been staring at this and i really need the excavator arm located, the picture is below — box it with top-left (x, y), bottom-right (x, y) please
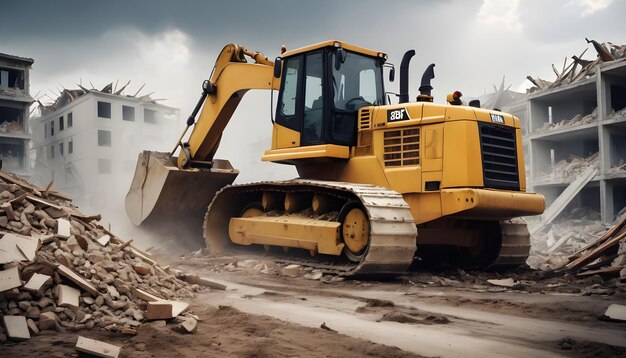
top-left (125, 44), bottom-right (279, 234)
top-left (178, 44), bottom-right (279, 167)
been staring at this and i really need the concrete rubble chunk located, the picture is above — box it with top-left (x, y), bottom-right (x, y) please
top-left (0, 266), bottom-right (22, 292)
top-left (180, 317), bottom-right (197, 334)
top-left (602, 304), bottom-right (626, 322)
top-left (97, 234), bottom-right (111, 246)
top-left (487, 278), bottom-right (517, 288)
top-left (2, 315), bottom-right (30, 341)
top-left (56, 284), bottom-right (81, 308)
top-left (23, 272), bottom-right (52, 292)
top-left (75, 336), bottom-right (121, 358)
top-left (147, 300), bottom-right (189, 320)
top-left (56, 218), bottom-right (72, 239)
top-left (132, 262), bottom-right (151, 275)
top-left (26, 318), bottom-right (39, 335)
top-left (281, 264), bottom-right (301, 277)
top-left (38, 311), bottom-right (58, 331)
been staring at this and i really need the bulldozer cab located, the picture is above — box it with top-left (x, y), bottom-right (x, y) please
top-left (273, 43), bottom-right (386, 149)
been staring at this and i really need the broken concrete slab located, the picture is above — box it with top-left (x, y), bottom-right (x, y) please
top-left (602, 304), bottom-right (626, 322)
top-left (57, 264), bottom-right (98, 296)
top-left (23, 272), bottom-right (51, 292)
top-left (0, 266), bottom-right (22, 292)
top-left (75, 336), bottom-right (121, 358)
top-left (2, 315), bottom-right (30, 341)
top-left (56, 284), bottom-right (80, 308)
top-left (97, 234), bottom-right (111, 246)
top-left (487, 278), bottom-right (517, 288)
top-left (147, 300), bottom-right (189, 320)
top-left (180, 317), bottom-right (197, 334)
top-left (281, 264), bottom-right (301, 277)
top-left (16, 236), bottom-right (40, 262)
top-left (0, 233), bottom-right (29, 264)
top-left (56, 218), bottom-right (71, 239)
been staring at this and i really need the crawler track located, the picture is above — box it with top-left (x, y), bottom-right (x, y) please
top-left (204, 180), bottom-right (417, 276)
top-left (490, 218), bottom-right (531, 269)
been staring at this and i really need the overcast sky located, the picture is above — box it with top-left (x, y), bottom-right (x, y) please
top-left (2, 0), bottom-right (625, 183)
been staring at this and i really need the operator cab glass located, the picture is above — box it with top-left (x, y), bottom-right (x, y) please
top-left (276, 47), bottom-right (385, 147)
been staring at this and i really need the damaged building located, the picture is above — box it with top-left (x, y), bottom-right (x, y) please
top-left (502, 39), bottom-right (626, 225)
top-left (0, 53), bottom-right (34, 177)
top-left (30, 83), bottom-right (180, 211)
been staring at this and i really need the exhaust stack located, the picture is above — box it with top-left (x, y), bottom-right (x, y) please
top-left (398, 49), bottom-right (415, 104)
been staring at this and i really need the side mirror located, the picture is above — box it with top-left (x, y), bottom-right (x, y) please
top-left (389, 66), bottom-right (395, 82)
top-left (273, 57), bottom-right (282, 78)
top-left (334, 48), bottom-right (346, 71)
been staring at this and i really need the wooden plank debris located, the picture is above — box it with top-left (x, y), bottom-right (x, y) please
top-left (56, 284), bottom-right (80, 307)
top-left (2, 315), bottom-right (30, 341)
top-left (57, 264), bottom-right (98, 296)
top-left (25, 194), bottom-right (62, 209)
top-left (1, 202), bottom-right (15, 220)
top-left (543, 215), bottom-right (626, 278)
top-left (75, 336), bottom-right (121, 358)
top-left (23, 273), bottom-right (51, 292)
top-left (183, 273), bottom-right (227, 290)
top-left (147, 299), bottom-right (189, 320)
top-left (132, 288), bottom-right (162, 302)
top-left (0, 266), bottom-right (21, 292)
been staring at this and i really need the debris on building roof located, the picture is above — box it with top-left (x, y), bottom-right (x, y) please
top-left (38, 81), bottom-right (161, 115)
top-left (466, 76), bottom-right (527, 110)
top-left (527, 38), bottom-right (626, 93)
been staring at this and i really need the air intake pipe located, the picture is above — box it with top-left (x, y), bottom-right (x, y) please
top-left (398, 49), bottom-right (415, 104)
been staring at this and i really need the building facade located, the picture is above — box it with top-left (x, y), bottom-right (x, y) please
top-left (0, 53), bottom-right (34, 177)
top-left (31, 89), bottom-right (180, 211)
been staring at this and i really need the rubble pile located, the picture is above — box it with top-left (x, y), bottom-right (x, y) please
top-left (540, 215), bottom-right (626, 281)
top-left (534, 108), bottom-right (597, 134)
top-left (0, 171), bottom-right (212, 345)
top-left (533, 152), bottom-right (599, 183)
top-left (527, 38), bottom-right (626, 93)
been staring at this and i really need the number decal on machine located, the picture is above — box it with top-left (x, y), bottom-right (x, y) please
top-left (490, 113), bottom-right (505, 124)
top-left (387, 108), bottom-right (411, 122)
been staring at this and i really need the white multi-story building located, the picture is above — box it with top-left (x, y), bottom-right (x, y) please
top-left (31, 88), bottom-right (180, 212)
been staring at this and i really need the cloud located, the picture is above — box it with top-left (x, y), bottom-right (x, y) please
top-left (568, 0), bottom-right (613, 16)
top-left (477, 0), bottom-right (523, 34)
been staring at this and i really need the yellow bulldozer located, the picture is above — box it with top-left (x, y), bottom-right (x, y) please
top-left (125, 40), bottom-right (545, 275)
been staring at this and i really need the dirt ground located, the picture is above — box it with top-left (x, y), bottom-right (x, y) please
top-left (3, 252), bottom-right (626, 358)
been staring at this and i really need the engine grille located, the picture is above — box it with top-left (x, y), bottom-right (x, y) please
top-left (383, 128), bottom-right (420, 167)
top-left (359, 108), bottom-right (372, 130)
top-left (479, 123), bottom-right (520, 190)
